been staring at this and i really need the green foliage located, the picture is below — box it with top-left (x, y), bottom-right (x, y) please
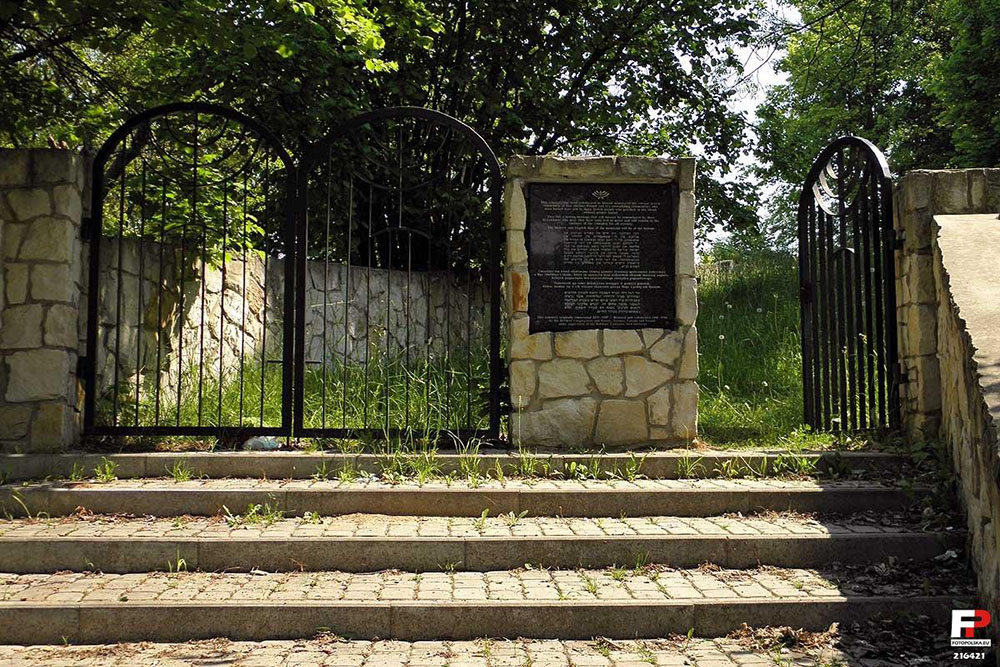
top-left (2, 0), bottom-right (761, 233)
top-left (752, 0), bottom-right (953, 244)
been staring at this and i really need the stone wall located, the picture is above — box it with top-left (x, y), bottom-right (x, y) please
top-left (897, 170), bottom-right (1000, 653)
top-left (505, 156), bottom-right (698, 449)
top-left (932, 214), bottom-right (1000, 653)
top-left (86, 236), bottom-right (488, 403)
top-left (0, 150), bottom-right (85, 452)
top-left (895, 169), bottom-right (1000, 440)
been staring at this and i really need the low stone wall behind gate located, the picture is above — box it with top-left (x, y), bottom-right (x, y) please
top-left (87, 236), bottom-right (487, 403)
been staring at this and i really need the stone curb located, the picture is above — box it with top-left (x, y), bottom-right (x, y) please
top-left (0, 451), bottom-right (907, 482)
top-left (0, 532), bottom-right (961, 574)
top-left (0, 596), bottom-right (960, 644)
top-left (0, 485), bottom-right (928, 518)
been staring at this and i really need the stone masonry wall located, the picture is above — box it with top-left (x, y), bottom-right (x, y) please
top-left (895, 169), bottom-right (1000, 440)
top-left (85, 236), bottom-right (487, 404)
top-left (505, 156), bottom-right (698, 449)
top-left (932, 224), bottom-right (1000, 649)
top-left (0, 150), bottom-right (85, 452)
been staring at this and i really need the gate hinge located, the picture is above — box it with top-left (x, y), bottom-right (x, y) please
top-left (80, 217), bottom-right (92, 241)
top-left (77, 356), bottom-right (89, 379)
top-left (893, 229), bottom-right (905, 250)
top-left (799, 283), bottom-right (812, 304)
top-left (893, 361), bottom-right (908, 385)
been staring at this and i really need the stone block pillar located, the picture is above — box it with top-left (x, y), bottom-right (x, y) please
top-left (505, 155), bottom-right (698, 449)
top-left (895, 168), bottom-right (1000, 441)
top-left (0, 150), bottom-right (85, 452)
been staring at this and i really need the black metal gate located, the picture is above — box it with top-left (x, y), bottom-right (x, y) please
top-left (798, 136), bottom-right (900, 432)
top-left (294, 108), bottom-right (503, 441)
top-left (84, 104), bottom-right (502, 442)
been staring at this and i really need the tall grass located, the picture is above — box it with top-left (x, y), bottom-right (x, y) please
top-left (96, 348), bottom-right (490, 434)
top-left (697, 252), bottom-right (825, 448)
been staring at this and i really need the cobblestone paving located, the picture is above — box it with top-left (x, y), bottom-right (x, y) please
top-left (0, 637), bottom-right (846, 666)
top-left (0, 512), bottom-right (928, 539)
top-left (7, 478), bottom-right (898, 491)
top-left (0, 566), bottom-right (851, 603)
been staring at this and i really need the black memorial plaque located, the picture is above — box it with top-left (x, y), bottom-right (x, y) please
top-left (526, 182), bottom-right (677, 332)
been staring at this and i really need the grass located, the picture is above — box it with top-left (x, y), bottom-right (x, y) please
top-left (698, 251), bottom-right (844, 450)
top-left (95, 345), bottom-right (491, 436)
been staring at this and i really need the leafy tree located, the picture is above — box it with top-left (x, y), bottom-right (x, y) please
top-left (2, 0), bottom-right (762, 234)
top-left (933, 0), bottom-right (1000, 166)
top-left (751, 0), bottom-right (952, 245)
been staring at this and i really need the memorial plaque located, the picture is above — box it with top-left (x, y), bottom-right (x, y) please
top-left (526, 182), bottom-right (677, 332)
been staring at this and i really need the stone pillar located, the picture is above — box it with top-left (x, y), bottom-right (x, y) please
top-left (895, 168), bottom-right (1000, 441)
top-left (505, 155), bottom-right (698, 449)
top-left (0, 150), bottom-right (85, 452)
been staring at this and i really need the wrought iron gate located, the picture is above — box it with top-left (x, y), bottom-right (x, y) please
top-left (294, 107), bottom-right (503, 440)
top-left (84, 103), bottom-right (502, 442)
top-left (798, 136), bottom-right (900, 432)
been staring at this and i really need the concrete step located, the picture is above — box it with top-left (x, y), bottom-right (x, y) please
top-left (0, 565), bottom-right (969, 644)
top-left (0, 479), bottom-right (928, 518)
top-left (0, 450), bottom-right (907, 482)
top-left (0, 513), bottom-right (960, 573)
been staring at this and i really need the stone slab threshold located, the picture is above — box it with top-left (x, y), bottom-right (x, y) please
top-left (0, 597), bottom-right (961, 644)
top-left (0, 450), bottom-right (906, 482)
top-left (0, 532), bottom-right (959, 574)
top-left (0, 481), bottom-right (927, 518)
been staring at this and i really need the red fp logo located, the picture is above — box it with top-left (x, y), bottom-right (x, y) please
top-left (951, 609), bottom-right (992, 648)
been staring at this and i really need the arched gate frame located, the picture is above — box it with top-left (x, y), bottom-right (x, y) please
top-left (83, 104), bottom-right (503, 442)
top-left (798, 136), bottom-right (900, 433)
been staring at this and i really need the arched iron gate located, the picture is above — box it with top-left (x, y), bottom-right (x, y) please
top-left (295, 107), bottom-right (503, 440)
top-left (798, 136), bottom-right (900, 432)
top-left (84, 103), bottom-right (296, 440)
top-left (84, 104), bottom-right (503, 442)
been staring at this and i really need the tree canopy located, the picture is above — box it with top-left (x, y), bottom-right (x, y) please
top-left (752, 0), bottom-right (1000, 245)
top-left (2, 0), bottom-right (761, 233)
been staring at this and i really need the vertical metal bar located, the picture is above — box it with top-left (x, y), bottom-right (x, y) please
top-left (465, 244), bottom-right (472, 430)
top-left (364, 184), bottom-right (373, 428)
top-left (218, 181), bottom-right (229, 426)
top-left (841, 162), bottom-right (857, 431)
top-left (176, 115), bottom-right (195, 426)
top-left (259, 154), bottom-right (270, 426)
top-left (321, 154), bottom-right (332, 428)
top-left (134, 154), bottom-right (147, 426)
top-left (852, 167), bottom-right (868, 430)
top-left (871, 172), bottom-right (888, 426)
top-left (405, 231), bottom-right (412, 432)
top-left (239, 172), bottom-right (248, 425)
top-left (343, 176), bottom-right (353, 429)
top-left (820, 207), bottom-right (834, 432)
top-left (861, 171), bottom-right (877, 428)
top-left (808, 202), bottom-right (822, 429)
top-left (425, 235), bottom-right (432, 431)
top-left (798, 192), bottom-right (814, 429)
top-left (197, 124), bottom-right (207, 427)
top-left (112, 135), bottom-right (128, 428)
top-left (835, 151), bottom-right (849, 431)
top-left (488, 175), bottom-right (502, 439)
top-left (880, 174), bottom-right (901, 428)
top-left (445, 222), bottom-right (453, 430)
top-left (153, 179), bottom-right (166, 426)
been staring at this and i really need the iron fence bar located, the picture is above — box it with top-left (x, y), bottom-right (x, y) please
top-left (861, 172), bottom-right (876, 428)
top-left (259, 153), bottom-right (270, 427)
top-left (851, 175), bottom-right (867, 430)
top-left (217, 181), bottom-right (229, 427)
top-left (112, 135), bottom-right (127, 428)
top-left (198, 114), bottom-right (208, 427)
top-left (798, 189), bottom-right (814, 428)
top-left (808, 200), bottom-right (822, 429)
top-left (343, 176), bottom-right (353, 430)
top-left (881, 174), bottom-right (901, 428)
top-left (153, 179), bottom-right (167, 426)
top-left (239, 172), bottom-right (248, 426)
top-left (134, 155), bottom-right (147, 426)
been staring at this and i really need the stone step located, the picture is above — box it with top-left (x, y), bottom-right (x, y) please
top-left (0, 513), bottom-right (959, 573)
top-left (0, 450), bottom-right (906, 482)
top-left (0, 635), bottom-right (851, 665)
top-left (0, 479), bottom-right (927, 518)
top-left (0, 565), bottom-right (969, 644)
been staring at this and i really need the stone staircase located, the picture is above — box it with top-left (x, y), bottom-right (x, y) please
top-left (0, 451), bottom-right (975, 660)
